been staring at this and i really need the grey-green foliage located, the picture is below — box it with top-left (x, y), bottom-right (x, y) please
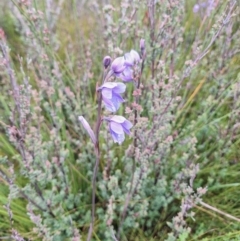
top-left (0, 0), bottom-right (239, 240)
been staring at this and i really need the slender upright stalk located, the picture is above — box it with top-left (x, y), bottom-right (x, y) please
top-left (87, 70), bottom-right (107, 241)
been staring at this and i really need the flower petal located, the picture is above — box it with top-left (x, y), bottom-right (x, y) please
top-left (113, 83), bottom-right (126, 93)
top-left (124, 50), bottom-right (140, 66)
top-left (102, 87), bottom-right (112, 99)
top-left (111, 56), bottom-right (126, 74)
top-left (118, 67), bottom-right (133, 82)
top-left (116, 133), bottom-right (125, 144)
top-left (111, 93), bottom-right (124, 111)
top-left (110, 115), bottom-right (126, 123)
top-left (109, 128), bottom-right (119, 143)
top-left (123, 120), bottom-right (133, 130)
top-left (130, 50), bottom-right (140, 63)
top-left (110, 121), bottom-right (124, 134)
top-left (122, 120), bottom-right (133, 135)
top-left (122, 126), bottom-right (130, 135)
top-left (124, 52), bottom-right (134, 66)
top-left (102, 97), bottom-right (116, 112)
top-left (101, 82), bottom-right (117, 89)
top-left (110, 129), bottom-right (125, 144)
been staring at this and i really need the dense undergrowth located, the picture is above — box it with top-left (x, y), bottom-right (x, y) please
top-left (0, 0), bottom-right (240, 240)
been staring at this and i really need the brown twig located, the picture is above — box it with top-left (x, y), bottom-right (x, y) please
top-left (199, 201), bottom-right (240, 223)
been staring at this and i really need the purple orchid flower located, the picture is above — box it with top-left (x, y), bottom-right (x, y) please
top-left (110, 56), bottom-right (133, 82)
top-left (98, 82), bottom-right (126, 112)
top-left (110, 50), bottom-right (140, 82)
top-left (111, 56), bottom-right (126, 75)
top-left (117, 67), bottom-right (134, 82)
top-left (124, 50), bottom-right (140, 67)
top-left (106, 115), bottom-right (133, 144)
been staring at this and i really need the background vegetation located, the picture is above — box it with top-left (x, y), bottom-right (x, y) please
top-left (0, 0), bottom-right (240, 240)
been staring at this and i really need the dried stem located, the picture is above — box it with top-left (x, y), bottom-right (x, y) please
top-left (117, 55), bottom-right (146, 239)
top-left (199, 201), bottom-right (240, 223)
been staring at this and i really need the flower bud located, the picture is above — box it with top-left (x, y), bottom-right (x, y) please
top-left (140, 39), bottom-right (145, 53)
top-left (193, 4), bottom-right (200, 13)
top-left (103, 56), bottom-right (112, 69)
top-left (78, 116), bottom-right (96, 145)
